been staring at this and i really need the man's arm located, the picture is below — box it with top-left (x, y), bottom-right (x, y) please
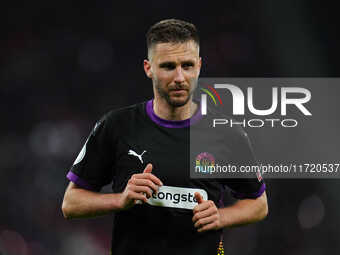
top-left (219, 191), bottom-right (268, 227)
top-left (62, 182), bottom-right (122, 219)
top-left (192, 192), bottom-right (268, 232)
top-left (62, 163), bottom-right (162, 219)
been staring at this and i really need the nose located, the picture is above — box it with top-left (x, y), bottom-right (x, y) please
top-left (174, 66), bottom-right (185, 84)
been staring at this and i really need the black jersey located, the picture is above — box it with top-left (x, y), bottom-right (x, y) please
top-left (67, 100), bottom-right (265, 255)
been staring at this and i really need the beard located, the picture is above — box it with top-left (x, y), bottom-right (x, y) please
top-left (154, 78), bottom-right (198, 107)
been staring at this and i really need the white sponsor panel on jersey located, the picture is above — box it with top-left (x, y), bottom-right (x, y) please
top-left (145, 185), bottom-right (208, 210)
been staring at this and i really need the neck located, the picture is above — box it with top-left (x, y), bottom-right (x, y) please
top-left (153, 97), bottom-right (198, 121)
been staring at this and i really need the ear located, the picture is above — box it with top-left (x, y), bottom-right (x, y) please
top-left (144, 59), bottom-right (153, 79)
top-left (197, 57), bottom-right (202, 76)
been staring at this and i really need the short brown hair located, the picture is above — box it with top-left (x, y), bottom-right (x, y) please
top-left (146, 19), bottom-right (200, 52)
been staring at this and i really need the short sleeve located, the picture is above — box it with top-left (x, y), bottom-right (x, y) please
top-left (223, 128), bottom-right (266, 199)
top-left (66, 115), bottom-right (114, 191)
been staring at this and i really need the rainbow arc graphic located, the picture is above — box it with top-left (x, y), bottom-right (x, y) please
top-left (200, 85), bottom-right (223, 106)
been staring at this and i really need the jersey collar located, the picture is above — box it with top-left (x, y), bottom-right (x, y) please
top-left (146, 99), bottom-right (202, 128)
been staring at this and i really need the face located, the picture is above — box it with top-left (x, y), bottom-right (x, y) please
top-left (144, 40), bottom-right (201, 107)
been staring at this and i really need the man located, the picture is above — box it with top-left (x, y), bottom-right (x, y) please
top-left (62, 19), bottom-right (268, 254)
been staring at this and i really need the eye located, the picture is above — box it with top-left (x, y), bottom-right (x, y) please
top-left (159, 62), bottom-right (176, 70)
top-left (182, 62), bottom-right (194, 69)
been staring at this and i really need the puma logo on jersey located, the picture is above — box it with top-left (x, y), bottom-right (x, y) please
top-left (128, 149), bottom-right (147, 164)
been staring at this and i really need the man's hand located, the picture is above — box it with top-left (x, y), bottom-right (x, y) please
top-left (192, 192), bottom-right (222, 233)
top-left (118, 163), bottom-right (163, 211)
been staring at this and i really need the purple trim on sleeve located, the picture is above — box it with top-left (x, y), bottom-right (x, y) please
top-left (146, 99), bottom-right (202, 128)
top-left (67, 171), bottom-right (96, 191)
top-left (231, 183), bottom-right (266, 199)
